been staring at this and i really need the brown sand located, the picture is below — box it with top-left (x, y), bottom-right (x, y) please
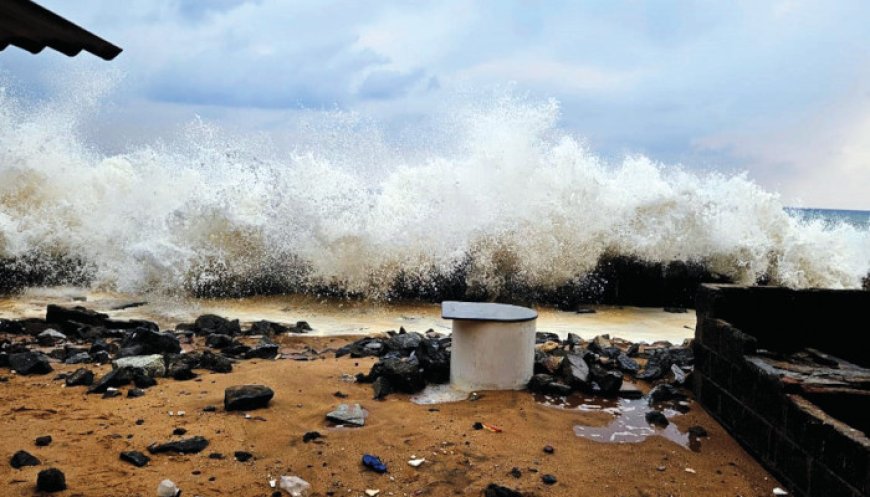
top-left (0, 334), bottom-right (781, 497)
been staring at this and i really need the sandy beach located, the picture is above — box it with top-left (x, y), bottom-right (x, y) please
top-left (0, 290), bottom-right (784, 497)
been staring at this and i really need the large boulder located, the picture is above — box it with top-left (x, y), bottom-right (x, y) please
top-left (560, 353), bottom-right (590, 389)
top-left (8, 352), bottom-right (53, 375)
top-left (113, 355), bottom-right (166, 377)
top-left (193, 314), bottom-right (241, 336)
top-left (88, 367), bottom-right (134, 394)
top-left (224, 385), bottom-right (274, 411)
top-left (590, 365), bottom-right (623, 395)
top-left (363, 358), bottom-right (426, 394)
top-left (46, 304), bottom-right (108, 327)
top-left (120, 328), bottom-right (180, 355)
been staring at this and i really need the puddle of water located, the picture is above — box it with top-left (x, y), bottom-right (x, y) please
top-left (535, 392), bottom-right (702, 451)
top-left (410, 384), bottom-right (471, 404)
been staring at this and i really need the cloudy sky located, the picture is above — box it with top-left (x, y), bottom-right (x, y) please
top-left (2, 0), bottom-right (869, 209)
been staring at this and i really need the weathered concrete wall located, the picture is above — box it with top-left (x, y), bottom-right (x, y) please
top-left (694, 284), bottom-right (870, 497)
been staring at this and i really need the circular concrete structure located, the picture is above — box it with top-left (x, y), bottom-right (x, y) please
top-left (442, 301), bottom-right (537, 391)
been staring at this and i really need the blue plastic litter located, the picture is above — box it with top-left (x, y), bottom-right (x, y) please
top-left (362, 454), bottom-right (387, 473)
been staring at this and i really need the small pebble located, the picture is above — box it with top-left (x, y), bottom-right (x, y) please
top-left (541, 474), bottom-right (557, 485)
top-left (35, 436), bottom-right (52, 447)
top-left (543, 445), bottom-right (554, 454)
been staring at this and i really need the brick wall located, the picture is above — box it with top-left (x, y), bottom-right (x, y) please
top-left (693, 284), bottom-right (870, 497)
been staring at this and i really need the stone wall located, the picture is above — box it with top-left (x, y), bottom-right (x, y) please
top-left (693, 284), bottom-right (870, 497)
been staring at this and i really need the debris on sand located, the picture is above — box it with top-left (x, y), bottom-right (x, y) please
top-left (278, 475), bottom-right (311, 496)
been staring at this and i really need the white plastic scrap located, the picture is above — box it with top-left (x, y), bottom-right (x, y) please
top-left (365, 490), bottom-right (380, 497)
top-left (684, 468), bottom-right (696, 474)
top-left (156, 479), bottom-right (180, 497)
top-left (278, 475), bottom-right (311, 497)
top-left (408, 458), bottom-right (425, 467)
top-left (773, 488), bottom-right (789, 496)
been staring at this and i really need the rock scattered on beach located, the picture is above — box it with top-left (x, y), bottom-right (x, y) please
top-left (234, 451), bottom-right (253, 462)
top-left (278, 475), bottom-right (310, 497)
top-left (10, 450), bottom-right (40, 468)
top-left (484, 483), bottom-right (523, 497)
top-left (113, 355), bottom-right (166, 377)
top-left (542, 474), bottom-right (558, 485)
top-left (9, 351), bottom-right (53, 375)
top-left (35, 435), bottom-right (52, 447)
top-left (120, 451), bottom-right (150, 467)
top-left (156, 479), bottom-right (180, 497)
top-left (326, 403), bottom-right (367, 427)
top-left (148, 436), bottom-right (210, 455)
top-left (36, 467), bottom-right (66, 492)
top-left (645, 410), bottom-right (669, 427)
top-left (224, 385), bottom-right (274, 411)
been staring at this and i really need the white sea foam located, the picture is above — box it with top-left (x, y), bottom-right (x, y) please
top-left (1, 79), bottom-right (868, 297)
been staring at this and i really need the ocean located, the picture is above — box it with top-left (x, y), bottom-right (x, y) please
top-left (1, 86), bottom-right (869, 298)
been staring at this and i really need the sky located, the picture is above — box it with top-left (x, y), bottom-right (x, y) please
top-left (1, 0), bottom-right (869, 210)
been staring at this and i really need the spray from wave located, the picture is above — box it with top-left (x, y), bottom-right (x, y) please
top-left (1, 76), bottom-right (868, 301)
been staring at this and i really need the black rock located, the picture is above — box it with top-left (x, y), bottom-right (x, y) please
top-left (65, 368), bottom-right (94, 387)
top-left (636, 349), bottom-right (672, 381)
top-left (133, 373), bottom-right (157, 389)
top-left (64, 352), bottom-right (91, 365)
top-left (291, 320), bottom-right (312, 333)
top-left (89, 340), bottom-right (110, 354)
top-left (46, 304), bottom-right (109, 327)
top-left (194, 314), bottom-right (241, 336)
top-left (234, 450), bottom-right (253, 462)
top-left (387, 332), bottom-right (423, 352)
top-left (202, 405), bottom-right (217, 412)
top-left (35, 436), bottom-right (52, 447)
top-left (645, 410), bottom-right (669, 427)
top-left (193, 350), bottom-right (234, 373)
top-left (0, 352), bottom-right (8, 368)
top-left (372, 376), bottom-right (392, 400)
top-left (120, 451), bottom-right (150, 467)
top-left (37, 329), bottom-right (67, 346)
top-left (527, 373), bottom-right (556, 393)
top-left (615, 354), bottom-right (640, 374)
top-left (36, 467), bottom-right (66, 492)
top-left (205, 334), bottom-right (235, 349)
top-left (302, 431), bottom-right (322, 443)
top-left (0, 319), bottom-right (24, 335)
top-left (248, 320), bottom-right (285, 336)
top-left (543, 445), bottom-right (554, 454)
top-left (88, 367), bottom-right (134, 394)
top-left (560, 353), bottom-right (590, 389)
top-left (10, 450), bottom-right (40, 468)
top-left (416, 337), bottom-right (451, 384)
top-left (221, 343), bottom-right (252, 357)
top-left (565, 333), bottom-right (582, 347)
top-left (120, 328), bottom-right (181, 355)
top-left (363, 358), bottom-right (426, 394)
top-left (509, 467), bottom-right (522, 478)
top-left (8, 352), bottom-right (53, 375)
top-left (243, 343), bottom-right (279, 360)
top-left (484, 483), bottom-right (523, 497)
top-left (91, 350), bottom-right (111, 363)
top-left (148, 436), bottom-right (210, 454)
top-left (173, 427), bottom-right (188, 436)
top-left (169, 362), bottom-right (197, 381)
top-left (208, 452), bottom-right (225, 460)
top-left (668, 347), bottom-right (694, 367)
top-left (473, 422), bottom-right (484, 430)
top-left (224, 385), bottom-right (274, 411)
top-left (626, 343), bottom-right (640, 357)
top-left (590, 365), bottom-right (623, 395)
top-left (535, 332), bottom-right (561, 344)
top-left (688, 425), bottom-right (708, 437)
top-left (127, 388), bottom-right (145, 398)
top-left (541, 474), bottom-right (557, 485)
top-left (648, 383), bottom-right (686, 404)
top-left (102, 388), bottom-right (122, 398)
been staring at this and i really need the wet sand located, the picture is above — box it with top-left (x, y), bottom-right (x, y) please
top-left (0, 290), bottom-right (780, 496)
top-left (0, 287), bottom-right (696, 344)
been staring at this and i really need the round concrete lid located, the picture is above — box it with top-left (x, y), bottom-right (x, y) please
top-left (441, 301), bottom-right (538, 323)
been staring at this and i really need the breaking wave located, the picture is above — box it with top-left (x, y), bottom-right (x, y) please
top-left (1, 77), bottom-right (868, 300)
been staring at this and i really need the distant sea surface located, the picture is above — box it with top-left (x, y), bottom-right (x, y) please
top-left (788, 208), bottom-right (870, 229)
